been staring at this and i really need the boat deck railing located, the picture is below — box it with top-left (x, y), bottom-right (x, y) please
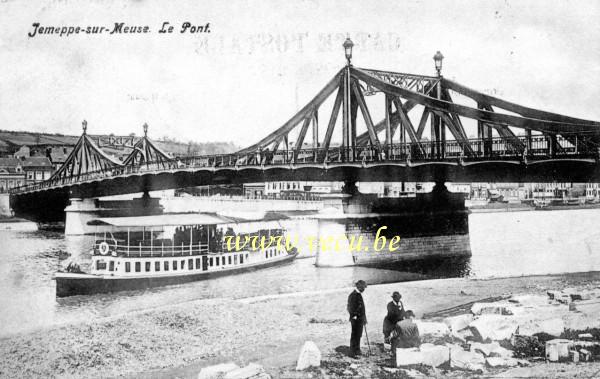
top-left (96, 243), bottom-right (211, 257)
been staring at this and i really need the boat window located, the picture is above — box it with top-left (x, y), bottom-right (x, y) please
top-left (135, 262), bottom-right (141, 272)
top-left (125, 262), bottom-right (131, 272)
top-left (145, 262), bottom-right (151, 272)
top-left (181, 260), bottom-right (185, 269)
top-left (195, 258), bottom-right (201, 269)
top-left (109, 261), bottom-right (115, 272)
top-left (240, 254), bottom-right (244, 264)
top-left (245, 254), bottom-right (249, 261)
top-left (164, 261), bottom-right (169, 271)
top-left (155, 261), bottom-right (160, 271)
top-left (188, 259), bottom-right (193, 270)
top-left (216, 257), bottom-right (220, 266)
top-left (173, 260), bottom-right (178, 270)
top-left (96, 261), bottom-right (107, 270)
top-left (265, 251), bottom-right (268, 259)
top-left (209, 257), bottom-right (213, 267)
top-left (234, 255), bottom-right (238, 265)
top-left (228, 256), bottom-right (232, 265)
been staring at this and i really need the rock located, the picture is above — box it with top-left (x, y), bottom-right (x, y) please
top-left (509, 294), bottom-right (548, 306)
top-left (469, 342), bottom-right (513, 358)
top-left (570, 350), bottom-right (579, 362)
top-left (414, 321), bottom-right (450, 337)
top-left (444, 314), bottom-right (473, 332)
top-left (295, 341), bottom-right (321, 370)
top-left (198, 363), bottom-right (240, 379)
top-left (485, 357), bottom-right (519, 367)
top-left (579, 348), bottom-right (592, 361)
top-left (547, 290), bottom-right (561, 300)
top-left (419, 344), bottom-right (450, 367)
top-left (545, 339), bottom-right (573, 362)
top-left (449, 345), bottom-right (486, 371)
top-left (518, 318), bottom-right (564, 337)
top-left (396, 348), bottom-right (424, 367)
top-left (469, 315), bottom-right (519, 341)
top-left (471, 302), bottom-right (513, 316)
top-left (224, 363), bottom-right (265, 379)
top-left (453, 328), bottom-right (474, 343)
top-left (565, 314), bottom-right (600, 331)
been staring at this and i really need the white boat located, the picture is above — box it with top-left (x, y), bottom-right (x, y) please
top-left (55, 213), bottom-right (297, 297)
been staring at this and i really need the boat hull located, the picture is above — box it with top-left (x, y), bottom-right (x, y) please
top-left (56, 252), bottom-right (297, 297)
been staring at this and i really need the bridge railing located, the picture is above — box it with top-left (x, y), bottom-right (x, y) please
top-left (10, 133), bottom-right (599, 195)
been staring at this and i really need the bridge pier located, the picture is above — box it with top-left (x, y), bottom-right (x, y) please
top-left (65, 198), bottom-right (100, 235)
top-left (317, 180), bottom-right (471, 269)
top-left (64, 193), bottom-right (164, 235)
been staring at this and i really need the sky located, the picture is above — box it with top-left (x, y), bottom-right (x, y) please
top-left (1, 0), bottom-right (599, 146)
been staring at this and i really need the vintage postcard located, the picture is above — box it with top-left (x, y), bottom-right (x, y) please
top-left (1, 1), bottom-right (600, 378)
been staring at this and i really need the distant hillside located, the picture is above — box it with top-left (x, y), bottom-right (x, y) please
top-left (0, 130), bottom-right (239, 156)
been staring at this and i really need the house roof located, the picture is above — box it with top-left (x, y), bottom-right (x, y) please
top-left (0, 157), bottom-right (22, 174)
top-left (21, 157), bottom-right (52, 168)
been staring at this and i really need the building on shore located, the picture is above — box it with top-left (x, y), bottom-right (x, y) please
top-left (0, 157), bottom-right (53, 192)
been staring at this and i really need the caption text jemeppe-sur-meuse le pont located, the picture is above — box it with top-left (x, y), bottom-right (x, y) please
top-left (28, 22), bottom-right (211, 37)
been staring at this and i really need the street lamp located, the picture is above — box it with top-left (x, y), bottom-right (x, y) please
top-left (343, 37), bottom-right (354, 65)
top-left (433, 51), bottom-right (444, 76)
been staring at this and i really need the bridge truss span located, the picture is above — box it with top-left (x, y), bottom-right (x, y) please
top-left (9, 62), bottom-right (600, 221)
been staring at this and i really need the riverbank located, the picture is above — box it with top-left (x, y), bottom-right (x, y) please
top-left (2, 271), bottom-right (600, 378)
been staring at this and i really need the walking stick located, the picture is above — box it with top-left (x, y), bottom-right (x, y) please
top-left (364, 323), bottom-right (372, 357)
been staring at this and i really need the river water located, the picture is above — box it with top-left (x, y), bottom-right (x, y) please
top-left (1, 209), bottom-right (600, 337)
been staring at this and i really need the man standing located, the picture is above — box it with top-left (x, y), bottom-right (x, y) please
top-left (383, 291), bottom-right (405, 341)
top-left (347, 280), bottom-right (367, 358)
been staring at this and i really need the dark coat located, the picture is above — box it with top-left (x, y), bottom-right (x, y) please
top-left (383, 300), bottom-right (404, 338)
top-left (347, 290), bottom-right (366, 323)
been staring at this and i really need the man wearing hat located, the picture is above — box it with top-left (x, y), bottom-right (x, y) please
top-left (383, 291), bottom-right (405, 342)
top-left (347, 280), bottom-right (367, 358)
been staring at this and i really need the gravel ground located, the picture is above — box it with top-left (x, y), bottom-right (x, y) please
top-left (2, 271), bottom-right (600, 378)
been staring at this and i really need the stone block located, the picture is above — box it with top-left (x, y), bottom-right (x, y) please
top-left (450, 346), bottom-right (486, 371)
top-left (509, 294), bottom-right (548, 306)
top-left (419, 344), bottom-right (450, 367)
top-left (545, 339), bottom-right (572, 362)
top-left (296, 341), bottom-right (321, 371)
top-left (469, 315), bottom-right (519, 341)
top-left (579, 348), bottom-right (592, 362)
top-left (414, 320), bottom-right (450, 337)
top-left (471, 302), bottom-right (513, 316)
top-left (396, 348), bottom-right (424, 367)
top-left (444, 314), bottom-right (473, 332)
top-left (485, 357), bottom-right (519, 367)
top-left (518, 318), bottom-right (564, 337)
top-left (470, 342), bottom-right (513, 358)
top-left (198, 363), bottom-right (240, 379)
top-left (224, 363), bottom-right (265, 379)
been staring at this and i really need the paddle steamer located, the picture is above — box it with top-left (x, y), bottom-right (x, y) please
top-left (55, 213), bottom-right (296, 297)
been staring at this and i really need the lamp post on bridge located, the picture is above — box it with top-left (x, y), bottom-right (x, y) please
top-left (433, 51), bottom-right (445, 159)
top-left (342, 37), bottom-right (354, 162)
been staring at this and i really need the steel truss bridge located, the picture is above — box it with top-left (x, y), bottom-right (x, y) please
top-left (10, 62), bottom-right (600, 220)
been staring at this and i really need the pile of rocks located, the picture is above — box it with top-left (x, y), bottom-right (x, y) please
top-left (395, 288), bottom-right (600, 372)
